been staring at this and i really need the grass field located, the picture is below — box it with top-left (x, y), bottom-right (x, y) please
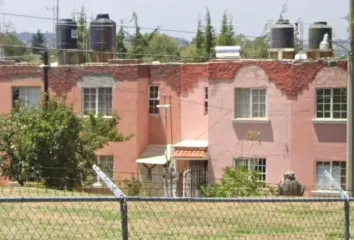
top-left (0, 187), bottom-right (350, 240)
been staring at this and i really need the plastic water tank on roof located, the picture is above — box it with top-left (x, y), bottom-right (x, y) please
top-left (308, 21), bottom-right (332, 49)
top-left (89, 13), bottom-right (117, 52)
top-left (270, 19), bottom-right (294, 49)
top-left (56, 19), bottom-right (78, 49)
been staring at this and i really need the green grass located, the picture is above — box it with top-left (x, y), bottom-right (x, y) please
top-left (0, 187), bottom-right (350, 240)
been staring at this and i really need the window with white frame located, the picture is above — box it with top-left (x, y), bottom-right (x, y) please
top-left (234, 158), bottom-right (267, 182)
top-left (149, 85), bottom-right (160, 114)
top-left (316, 161), bottom-right (346, 191)
top-left (82, 88), bottom-right (112, 116)
top-left (316, 88), bottom-right (347, 119)
top-left (97, 155), bottom-right (114, 181)
top-left (235, 88), bottom-right (267, 118)
top-left (12, 87), bottom-right (41, 107)
top-left (204, 87), bottom-right (208, 115)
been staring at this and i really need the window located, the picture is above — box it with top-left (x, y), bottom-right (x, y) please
top-left (149, 85), bottom-right (160, 114)
top-left (82, 88), bottom-right (112, 116)
top-left (234, 158), bottom-right (267, 182)
top-left (316, 88), bottom-right (347, 119)
top-left (97, 155), bottom-right (114, 181)
top-left (12, 87), bottom-right (41, 107)
top-left (316, 161), bottom-right (346, 191)
top-left (235, 88), bottom-right (267, 118)
top-left (204, 87), bottom-right (208, 115)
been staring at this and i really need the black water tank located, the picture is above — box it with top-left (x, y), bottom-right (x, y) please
top-left (308, 21), bottom-right (332, 49)
top-left (56, 19), bottom-right (78, 49)
top-left (89, 13), bottom-right (117, 51)
top-left (270, 19), bottom-right (294, 49)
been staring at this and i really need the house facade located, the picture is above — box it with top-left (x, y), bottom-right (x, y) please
top-left (0, 60), bottom-right (348, 196)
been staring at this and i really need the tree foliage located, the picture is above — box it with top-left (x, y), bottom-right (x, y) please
top-left (145, 33), bottom-right (179, 62)
top-left (0, 97), bottom-right (131, 189)
top-left (201, 165), bottom-right (265, 197)
top-left (0, 22), bottom-right (27, 57)
top-left (217, 11), bottom-right (234, 46)
top-left (203, 8), bottom-right (216, 58)
top-left (31, 30), bottom-right (46, 55)
top-left (72, 4), bottom-right (89, 52)
top-left (116, 20), bottom-right (127, 58)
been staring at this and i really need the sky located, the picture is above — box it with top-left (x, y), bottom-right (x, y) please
top-left (0, 0), bottom-right (349, 40)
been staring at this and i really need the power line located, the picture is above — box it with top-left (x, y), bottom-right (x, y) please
top-left (0, 12), bottom-right (267, 39)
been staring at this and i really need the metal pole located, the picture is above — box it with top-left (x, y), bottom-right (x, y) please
top-left (348, 0), bottom-right (354, 196)
top-left (42, 51), bottom-right (50, 108)
top-left (120, 199), bottom-right (128, 240)
top-left (345, 200), bottom-right (350, 240)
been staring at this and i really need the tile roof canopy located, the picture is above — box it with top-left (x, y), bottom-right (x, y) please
top-left (173, 147), bottom-right (208, 159)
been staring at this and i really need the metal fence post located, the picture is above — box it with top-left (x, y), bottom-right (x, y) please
top-left (345, 199), bottom-right (350, 240)
top-left (92, 164), bottom-right (128, 239)
top-left (120, 198), bottom-right (128, 240)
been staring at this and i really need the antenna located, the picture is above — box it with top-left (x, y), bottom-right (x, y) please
top-left (279, 0), bottom-right (288, 20)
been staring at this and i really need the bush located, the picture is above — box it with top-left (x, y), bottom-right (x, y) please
top-left (201, 165), bottom-right (265, 197)
top-left (123, 176), bottom-right (143, 196)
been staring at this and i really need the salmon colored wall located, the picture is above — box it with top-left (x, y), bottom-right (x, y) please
top-left (208, 65), bottom-right (291, 184)
top-left (290, 67), bottom-right (347, 189)
top-left (148, 65), bottom-right (181, 145)
top-left (136, 66), bottom-right (150, 156)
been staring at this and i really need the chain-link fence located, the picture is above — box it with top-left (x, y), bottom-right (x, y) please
top-left (0, 166), bottom-right (352, 240)
top-left (0, 194), bottom-right (351, 239)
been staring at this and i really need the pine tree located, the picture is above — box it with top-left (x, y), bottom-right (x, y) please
top-left (116, 20), bottom-right (127, 58)
top-left (217, 12), bottom-right (235, 46)
top-left (31, 30), bottom-right (46, 55)
top-left (130, 11), bottom-right (145, 58)
top-left (203, 8), bottom-right (215, 58)
top-left (195, 18), bottom-right (204, 50)
top-left (227, 15), bottom-right (235, 44)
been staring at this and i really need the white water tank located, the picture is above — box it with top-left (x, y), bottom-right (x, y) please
top-left (215, 46), bottom-right (241, 59)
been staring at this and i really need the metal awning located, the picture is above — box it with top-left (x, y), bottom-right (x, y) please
top-left (136, 145), bottom-right (171, 165)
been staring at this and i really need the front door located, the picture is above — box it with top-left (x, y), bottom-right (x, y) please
top-left (188, 160), bottom-right (207, 197)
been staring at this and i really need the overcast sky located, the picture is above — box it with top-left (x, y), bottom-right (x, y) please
top-left (1, 0), bottom-right (349, 40)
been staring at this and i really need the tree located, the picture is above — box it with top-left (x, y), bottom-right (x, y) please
top-left (179, 44), bottom-right (204, 63)
top-left (31, 30), bottom-right (46, 54)
top-left (145, 33), bottom-right (179, 62)
top-left (129, 11), bottom-right (145, 58)
top-left (72, 4), bottom-right (89, 51)
top-left (203, 8), bottom-right (216, 58)
top-left (0, 97), bottom-right (131, 189)
top-left (0, 22), bottom-right (27, 57)
top-left (194, 18), bottom-right (204, 51)
top-left (217, 11), bottom-right (234, 46)
top-left (116, 20), bottom-right (127, 58)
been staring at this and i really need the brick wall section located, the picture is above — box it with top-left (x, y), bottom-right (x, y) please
top-left (180, 64), bottom-right (209, 97)
top-left (0, 60), bottom-right (348, 97)
top-left (49, 65), bottom-right (139, 94)
top-left (208, 60), bottom-right (348, 96)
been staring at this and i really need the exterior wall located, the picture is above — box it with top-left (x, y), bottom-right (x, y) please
top-left (290, 66), bottom-right (347, 189)
top-left (180, 64), bottom-right (209, 140)
top-left (208, 65), bottom-right (291, 184)
top-left (148, 65), bottom-right (181, 145)
top-left (136, 66), bottom-right (150, 156)
top-left (0, 61), bottom-right (349, 190)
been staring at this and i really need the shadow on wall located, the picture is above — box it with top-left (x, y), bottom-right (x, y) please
top-left (149, 117), bottom-right (166, 144)
top-left (233, 123), bottom-right (274, 142)
top-left (314, 124), bottom-right (346, 143)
